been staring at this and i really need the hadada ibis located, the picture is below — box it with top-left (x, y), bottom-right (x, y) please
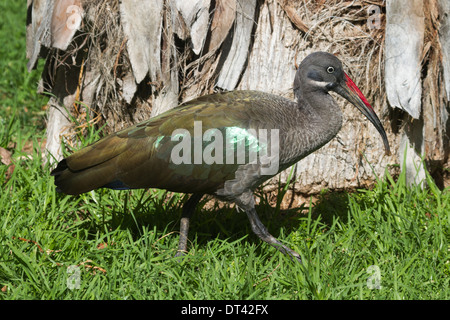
top-left (51, 52), bottom-right (390, 263)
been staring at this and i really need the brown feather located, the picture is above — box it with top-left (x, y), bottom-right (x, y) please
top-left (51, 91), bottom-right (280, 195)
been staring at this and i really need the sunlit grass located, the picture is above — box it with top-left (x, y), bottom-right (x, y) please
top-left (0, 2), bottom-right (448, 300)
top-left (1, 147), bottom-right (448, 299)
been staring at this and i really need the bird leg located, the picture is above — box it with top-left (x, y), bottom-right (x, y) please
top-left (236, 191), bottom-right (302, 263)
top-left (175, 193), bottom-right (203, 258)
top-left (245, 207), bottom-right (301, 263)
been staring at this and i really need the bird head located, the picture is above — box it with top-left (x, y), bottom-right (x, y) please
top-left (294, 52), bottom-right (391, 155)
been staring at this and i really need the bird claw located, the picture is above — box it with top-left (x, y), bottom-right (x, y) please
top-left (279, 245), bottom-right (302, 264)
top-left (288, 252), bottom-right (302, 264)
top-left (174, 250), bottom-right (188, 262)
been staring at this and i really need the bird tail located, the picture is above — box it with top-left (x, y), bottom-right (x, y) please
top-left (50, 134), bottom-right (130, 195)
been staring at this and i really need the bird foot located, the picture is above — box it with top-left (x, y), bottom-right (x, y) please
top-left (278, 245), bottom-right (302, 264)
top-left (174, 250), bottom-right (188, 262)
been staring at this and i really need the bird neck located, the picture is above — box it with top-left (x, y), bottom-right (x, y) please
top-left (280, 90), bottom-right (343, 166)
top-left (298, 89), bottom-right (341, 119)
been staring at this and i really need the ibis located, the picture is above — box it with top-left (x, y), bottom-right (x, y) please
top-left (51, 52), bottom-right (390, 262)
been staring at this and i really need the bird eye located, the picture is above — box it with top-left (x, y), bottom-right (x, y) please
top-left (327, 66), bottom-right (335, 74)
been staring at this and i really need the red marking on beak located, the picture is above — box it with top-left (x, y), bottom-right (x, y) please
top-left (345, 73), bottom-right (373, 112)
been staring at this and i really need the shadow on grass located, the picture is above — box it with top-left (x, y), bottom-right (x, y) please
top-left (79, 188), bottom-right (352, 258)
top-left (311, 191), bottom-right (351, 226)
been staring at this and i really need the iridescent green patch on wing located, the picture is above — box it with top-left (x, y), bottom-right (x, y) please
top-left (148, 124), bottom-right (269, 182)
top-left (153, 136), bottom-right (164, 149)
top-left (223, 126), bottom-right (266, 164)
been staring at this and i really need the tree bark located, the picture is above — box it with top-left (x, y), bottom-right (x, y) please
top-left (27, 0), bottom-right (450, 194)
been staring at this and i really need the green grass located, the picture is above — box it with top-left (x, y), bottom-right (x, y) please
top-left (0, 2), bottom-right (449, 300)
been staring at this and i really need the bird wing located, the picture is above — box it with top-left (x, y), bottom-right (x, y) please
top-left (53, 91), bottom-right (278, 195)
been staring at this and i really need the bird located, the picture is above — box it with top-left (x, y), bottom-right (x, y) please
top-left (51, 52), bottom-right (390, 263)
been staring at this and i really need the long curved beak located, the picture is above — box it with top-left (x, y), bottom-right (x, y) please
top-left (334, 73), bottom-right (391, 155)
